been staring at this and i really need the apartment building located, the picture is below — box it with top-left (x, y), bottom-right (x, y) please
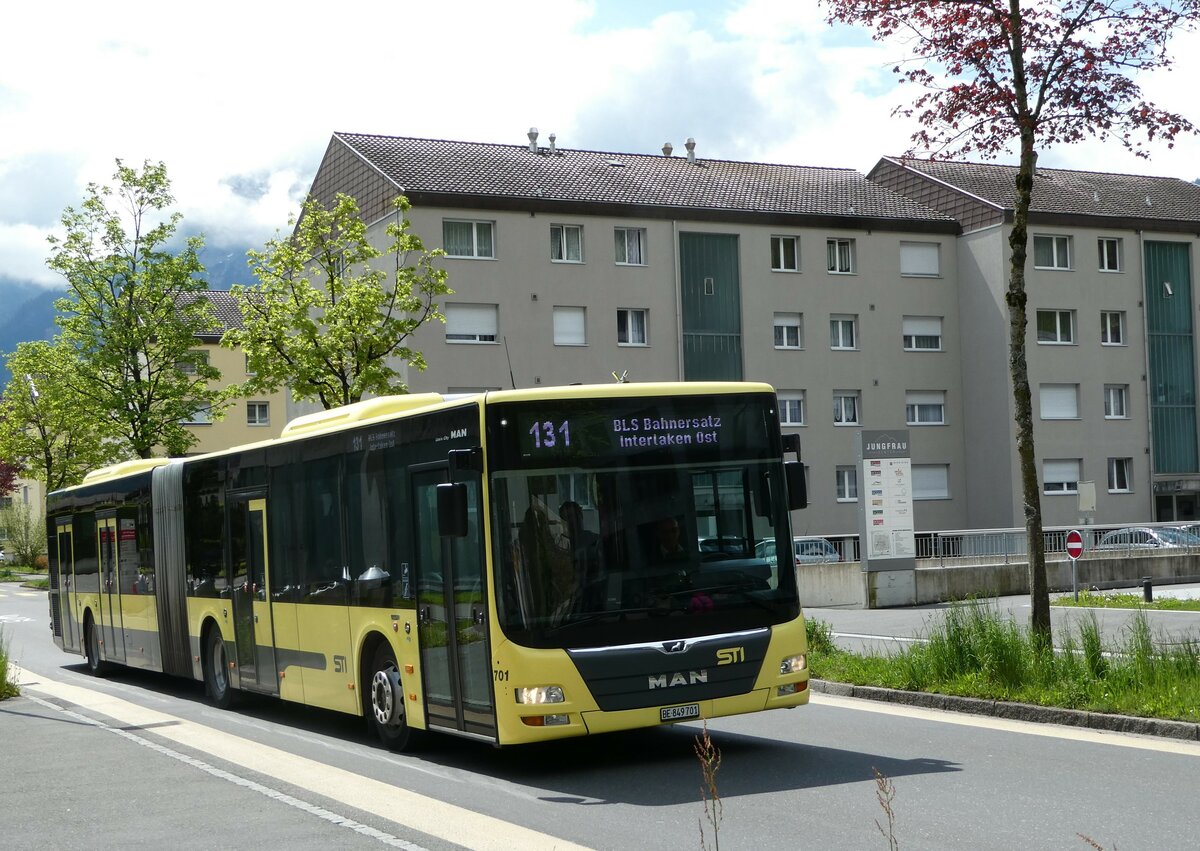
top-left (869, 158), bottom-right (1200, 527)
top-left (300, 132), bottom-right (968, 536)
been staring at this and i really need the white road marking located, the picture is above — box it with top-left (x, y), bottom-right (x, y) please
top-left (16, 665), bottom-right (593, 851)
top-left (810, 692), bottom-right (1200, 757)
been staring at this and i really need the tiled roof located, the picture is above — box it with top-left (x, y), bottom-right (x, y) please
top-left (885, 158), bottom-right (1200, 223)
top-left (176, 290), bottom-right (243, 336)
top-left (334, 132), bottom-right (956, 225)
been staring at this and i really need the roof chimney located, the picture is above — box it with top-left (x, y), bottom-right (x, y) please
top-left (662, 142), bottom-right (673, 157)
top-left (685, 137), bottom-right (696, 163)
top-left (548, 133), bottom-right (557, 154)
top-left (527, 127), bottom-right (539, 153)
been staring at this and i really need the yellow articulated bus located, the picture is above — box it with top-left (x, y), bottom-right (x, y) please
top-left (47, 382), bottom-right (810, 749)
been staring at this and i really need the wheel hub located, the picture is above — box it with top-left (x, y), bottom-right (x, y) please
top-left (372, 666), bottom-right (403, 725)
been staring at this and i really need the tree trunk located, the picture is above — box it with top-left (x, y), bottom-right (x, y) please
top-left (1007, 130), bottom-right (1052, 647)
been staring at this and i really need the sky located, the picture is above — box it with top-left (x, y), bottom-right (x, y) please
top-left (3, 0), bottom-right (1200, 290)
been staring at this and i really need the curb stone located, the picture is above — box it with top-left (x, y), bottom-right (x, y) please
top-left (809, 679), bottom-right (1200, 742)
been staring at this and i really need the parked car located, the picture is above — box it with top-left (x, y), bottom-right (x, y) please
top-left (755, 536), bottom-right (841, 566)
top-left (1095, 526), bottom-right (1200, 550)
top-left (698, 536), bottom-right (753, 557)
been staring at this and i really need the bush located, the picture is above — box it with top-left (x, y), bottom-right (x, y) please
top-left (34, 554), bottom-right (48, 571)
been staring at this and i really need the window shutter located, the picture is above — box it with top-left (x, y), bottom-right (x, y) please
top-left (902, 316), bottom-right (942, 337)
top-left (912, 464), bottom-right (949, 499)
top-left (900, 242), bottom-right (940, 276)
top-left (553, 307), bottom-right (586, 345)
top-left (1039, 384), bottom-right (1079, 419)
top-left (446, 304), bottom-right (498, 337)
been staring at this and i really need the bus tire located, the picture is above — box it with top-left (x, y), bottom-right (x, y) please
top-left (367, 641), bottom-right (419, 752)
top-left (204, 627), bottom-right (237, 710)
top-left (84, 614), bottom-right (110, 678)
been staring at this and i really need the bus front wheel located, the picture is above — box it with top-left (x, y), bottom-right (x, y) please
top-left (84, 615), bottom-right (110, 678)
top-left (205, 628), bottom-right (237, 709)
top-left (368, 642), bottom-right (419, 751)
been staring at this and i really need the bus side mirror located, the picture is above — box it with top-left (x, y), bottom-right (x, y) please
top-left (437, 483), bottom-right (469, 538)
top-left (784, 461), bottom-right (807, 511)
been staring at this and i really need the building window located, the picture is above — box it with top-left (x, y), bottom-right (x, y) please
top-left (836, 466), bottom-right (858, 502)
top-left (176, 350), bottom-right (209, 375)
top-left (445, 303), bottom-right (498, 343)
top-left (912, 464), bottom-right (950, 500)
top-left (615, 228), bottom-right (647, 265)
top-left (443, 220), bottom-right (494, 258)
top-left (552, 306), bottom-right (587, 346)
top-left (827, 238), bottom-right (855, 274)
top-left (902, 315), bottom-right (943, 351)
top-left (617, 308), bottom-right (648, 345)
top-left (551, 224), bottom-right (583, 263)
top-left (906, 391), bottom-right (946, 425)
top-left (247, 401), bottom-right (270, 426)
top-left (1108, 458), bottom-right (1133, 493)
top-left (900, 242), bottom-right (940, 277)
top-left (833, 391), bottom-right (860, 426)
top-left (1033, 234), bottom-right (1072, 270)
top-left (779, 392), bottom-right (805, 426)
top-left (244, 354), bottom-right (255, 376)
top-left (773, 313), bottom-right (803, 349)
top-left (771, 236), bottom-right (800, 272)
top-left (183, 404), bottom-right (212, 425)
top-left (1104, 384), bottom-right (1129, 419)
top-left (1098, 238), bottom-right (1122, 272)
top-left (1101, 311), bottom-right (1125, 346)
top-left (1036, 309), bottom-right (1074, 344)
top-left (1043, 459), bottom-right (1081, 494)
top-left (1039, 384), bottom-right (1080, 420)
top-left (830, 315), bottom-right (857, 350)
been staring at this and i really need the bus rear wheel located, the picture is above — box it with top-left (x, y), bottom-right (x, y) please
top-left (368, 642), bottom-right (419, 751)
top-left (205, 627), bottom-right (237, 709)
top-left (84, 615), bottom-right (110, 678)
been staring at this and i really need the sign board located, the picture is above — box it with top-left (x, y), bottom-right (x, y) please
top-left (1066, 529), bottom-right (1084, 560)
top-left (858, 430), bottom-right (916, 573)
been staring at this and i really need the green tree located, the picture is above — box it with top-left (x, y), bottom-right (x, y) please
top-left (48, 159), bottom-right (225, 459)
top-left (224, 194), bottom-right (451, 410)
top-left (822, 0), bottom-right (1199, 645)
top-left (0, 340), bottom-right (122, 491)
top-left (1, 499), bottom-right (47, 567)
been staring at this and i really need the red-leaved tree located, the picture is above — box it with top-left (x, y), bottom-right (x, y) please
top-left (0, 457), bottom-right (18, 497)
top-left (820, 0), bottom-right (1199, 644)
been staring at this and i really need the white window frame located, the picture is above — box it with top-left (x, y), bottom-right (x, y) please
top-left (1033, 234), bottom-right (1072, 270)
top-left (773, 313), bottom-right (803, 349)
top-left (771, 235), bottom-right (800, 272)
top-left (176, 350), bottom-right (209, 376)
top-left (836, 466), bottom-right (858, 502)
top-left (443, 219), bottom-right (495, 259)
top-left (827, 238), bottom-right (855, 274)
top-left (247, 401), bottom-right (270, 427)
top-left (900, 241), bottom-right (940, 277)
top-left (902, 315), bottom-right (943, 351)
top-left (1101, 311), bottom-right (1125, 346)
top-left (183, 404), bottom-right (212, 426)
top-left (617, 308), bottom-right (648, 346)
top-left (1108, 457), bottom-right (1133, 493)
top-left (445, 303), bottom-right (499, 344)
top-left (912, 464), bottom-right (950, 500)
top-left (615, 227), bottom-right (647, 266)
top-left (552, 306), bottom-right (587, 346)
top-left (833, 391), bottom-right (860, 426)
top-left (1098, 237), bottom-right (1122, 273)
top-left (1104, 384), bottom-right (1129, 419)
top-left (778, 391), bottom-right (806, 426)
top-left (830, 315), bottom-right (857, 350)
top-left (551, 224), bottom-right (583, 263)
top-left (905, 391), bottom-right (946, 426)
top-left (1043, 459), bottom-right (1081, 495)
top-left (1039, 384), bottom-right (1080, 420)
top-left (1036, 309), bottom-right (1075, 345)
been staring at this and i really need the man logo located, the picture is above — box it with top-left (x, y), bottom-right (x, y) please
top-left (716, 646), bottom-right (744, 666)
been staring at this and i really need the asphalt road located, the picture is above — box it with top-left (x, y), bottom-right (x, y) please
top-left (4, 581), bottom-right (1200, 850)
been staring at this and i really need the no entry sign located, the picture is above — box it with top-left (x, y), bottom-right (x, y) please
top-left (1066, 529), bottom-right (1084, 560)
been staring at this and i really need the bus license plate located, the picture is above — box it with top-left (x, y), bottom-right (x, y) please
top-left (660, 703), bottom-right (700, 723)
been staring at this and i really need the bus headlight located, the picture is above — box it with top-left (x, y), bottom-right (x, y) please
top-left (515, 685), bottom-right (565, 704)
top-left (779, 654), bottom-right (807, 675)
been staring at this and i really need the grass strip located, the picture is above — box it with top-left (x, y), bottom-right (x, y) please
top-left (1052, 590), bottom-right (1200, 612)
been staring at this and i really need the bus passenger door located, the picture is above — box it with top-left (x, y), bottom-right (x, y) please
top-left (96, 517), bottom-right (126, 664)
top-left (54, 521), bottom-right (79, 653)
top-left (229, 495), bottom-right (278, 695)
top-left (412, 466), bottom-right (496, 740)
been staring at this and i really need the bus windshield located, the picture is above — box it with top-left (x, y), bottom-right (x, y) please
top-left (486, 392), bottom-right (799, 649)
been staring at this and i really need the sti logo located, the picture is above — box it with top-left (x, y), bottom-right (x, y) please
top-left (716, 646), bottom-right (745, 665)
